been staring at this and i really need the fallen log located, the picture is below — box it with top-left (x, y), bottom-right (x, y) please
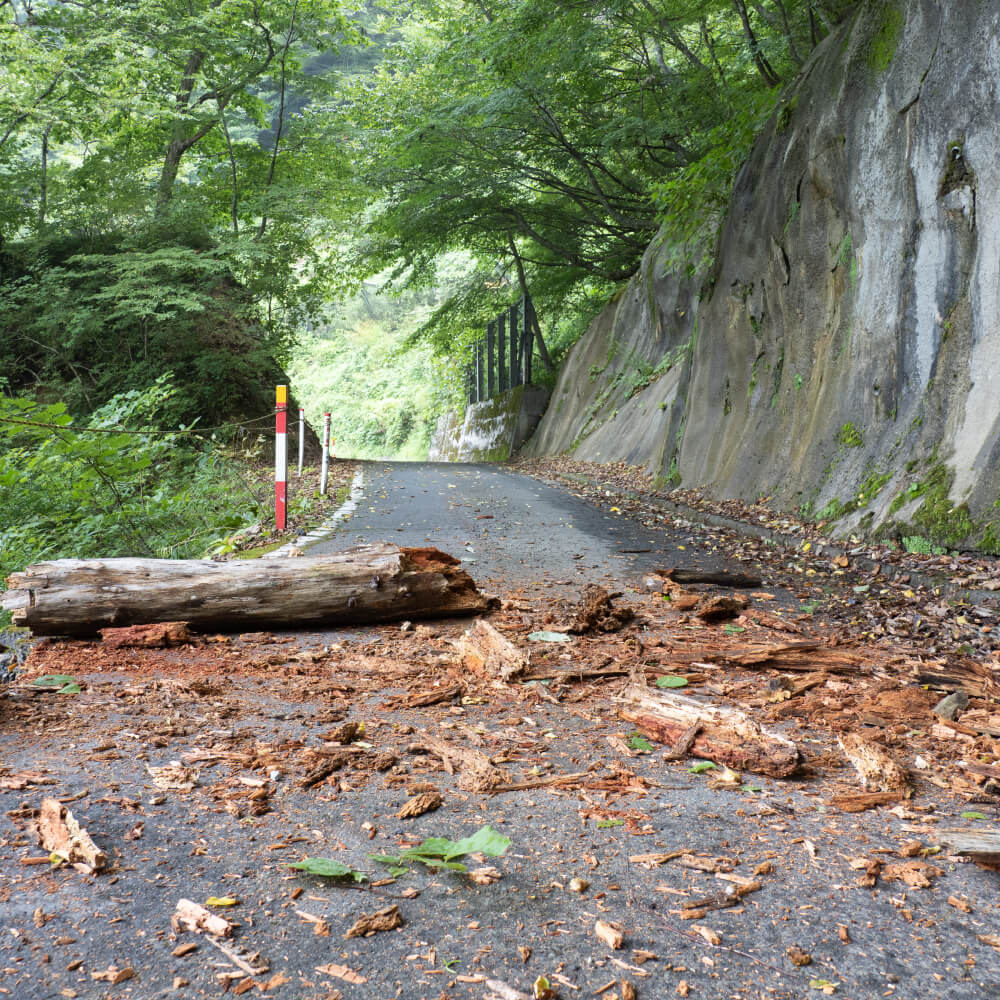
top-left (2, 544), bottom-right (494, 637)
top-left (938, 829), bottom-right (1000, 863)
top-left (664, 569), bottom-right (762, 588)
top-left (619, 682), bottom-right (801, 777)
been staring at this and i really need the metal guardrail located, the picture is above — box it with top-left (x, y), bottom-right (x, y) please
top-left (466, 295), bottom-right (538, 403)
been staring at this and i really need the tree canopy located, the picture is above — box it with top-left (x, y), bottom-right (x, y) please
top-left (343, 0), bottom-right (852, 354)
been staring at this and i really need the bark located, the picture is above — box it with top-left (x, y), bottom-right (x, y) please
top-left (619, 681), bottom-right (801, 777)
top-left (3, 544), bottom-right (495, 636)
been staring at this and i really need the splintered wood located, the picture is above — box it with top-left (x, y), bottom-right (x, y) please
top-left (619, 683), bottom-right (801, 777)
top-left (838, 735), bottom-right (911, 795)
top-left (344, 904), bottom-right (403, 939)
top-left (408, 736), bottom-right (510, 792)
top-left (455, 619), bottom-right (528, 681)
top-left (34, 798), bottom-right (107, 873)
top-left (100, 621), bottom-right (191, 648)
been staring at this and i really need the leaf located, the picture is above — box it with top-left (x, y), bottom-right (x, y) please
top-left (722, 624), bottom-right (745, 634)
top-left (688, 761), bottom-right (716, 774)
top-left (372, 826), bottom-right (510, 874)
top-left (205, 897), bottom-right (238, 907)
top-left (290, 857), bottom-right (368, 882)
top-left (526, 631), bottom-right (572, 643)
top-left (440, 825), bottom-right (511, 861)
top-left (960, 811), bottom-right (987, 820)
top-left (31, 674), bottom-right (80, 693)
top-left (628, 735), bottom-right (653, 751)
top-left (597, 819), bottom-right (624, 828)
top-left (809, 980), bottom-right (837, 994)
top-left (655, 675), bottom-right (688, 689)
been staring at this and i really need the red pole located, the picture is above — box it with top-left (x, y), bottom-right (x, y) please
top-left (275, 385), bottom-right (288, 531)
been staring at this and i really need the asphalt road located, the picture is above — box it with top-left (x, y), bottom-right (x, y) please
top-left (306, 460), bottom-right (772, 597)
top-left (1, 461), bottom-right (998, 1000)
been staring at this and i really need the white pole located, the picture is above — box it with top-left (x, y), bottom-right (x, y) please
top-left (297, 407), bottom-right (304, 476)
top-left (320, 412), bottom-right (330, 496)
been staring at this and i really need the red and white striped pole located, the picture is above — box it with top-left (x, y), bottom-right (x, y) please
top-left (275, 385), bottom-right (288, 531)
top-left (297, 407), bottom-right (304, 476)
top-left (320, 411), bottom-right (331, 496)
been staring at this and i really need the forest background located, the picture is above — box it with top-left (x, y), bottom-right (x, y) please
top-left (0, 0), bottom-right (852, 585)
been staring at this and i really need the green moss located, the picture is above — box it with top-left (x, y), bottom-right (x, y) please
top-left (783, 200), bottom-right (801, 235)
top-left (867, 4), bottom-right (903, 72)
top-left (890, 464), bottom-right (975, 547)
top-left (776, 95), bottom-right (798, 134)
top-left (236, 539), bottom-right (287, 559)
top-left (979, 523), bottom-right (1000, 554)
top-left (837, 422), bottom-right (864, 448)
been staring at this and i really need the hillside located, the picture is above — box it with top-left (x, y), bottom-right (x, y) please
top-left (527, 1), bottom-right (1000, 555)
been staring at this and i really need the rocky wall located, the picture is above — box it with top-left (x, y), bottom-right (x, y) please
top-left (525, 1), bottom-right (1000, 552)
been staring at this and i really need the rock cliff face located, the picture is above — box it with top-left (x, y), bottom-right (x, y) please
top-left (526, 1), bottom-right (1000, 552)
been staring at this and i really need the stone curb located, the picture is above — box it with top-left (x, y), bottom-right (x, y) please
top-left (549, 470), bottom-right (1000, 607)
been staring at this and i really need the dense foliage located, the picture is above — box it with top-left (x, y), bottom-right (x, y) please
top-left (0, 380), bottom-right (270, 585)
top-left (345, 0), bottom-right (853, 349)
top-left (1, 0), bottom-right (362, 423)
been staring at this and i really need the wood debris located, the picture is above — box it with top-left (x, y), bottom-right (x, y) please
top-left (172, 899), bottom-right (233, 938)
top-left (827, 791), bottom-right (904, 813)
top-left (344, 904), bottom-right (402, 939)
top-left (938, 828), bottom-right (1000, 865)
top-left (147, 764), bottom-right (199, 791)
top-left (786, 946), bottom-right (812, 967)
top-left (663, 568), bottom-right (761, 588)
top-left (100, 621), bottom-right (191, 649)
top-left (455, 619), bottom-right (529, 681)
top-left (34, 798), bottom-right (107, 873)
top-left (91, 966), bottom-right (135, 984)
top-left (838, 734), bottom-right (910, 795)
top-left (695, 594), bottom-right (748, 622)
top-left (619, 682), bottom-right (801, 777)
top-left (397, 790), bottom-right (443, 818)
top-left (568, 585), bottom-right (635, 634)
top-left (595, 920), bottom-right (625, 949)
top-left (882, 861), bottom-right (941, 889)
top-left (408, 735), bottom-right (510, 791)
top-left (315, 963), bottom-right (367, 984)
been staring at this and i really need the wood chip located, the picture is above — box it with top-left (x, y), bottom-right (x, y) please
top-left (34, 798), bottom-right (106, 873)
top-left (882, 861), bottom-right (941, 889)
top-left (595, 920), bottom-right (624, 949)
top-left (838, 735), bottom-right (910, 795)
top-left (90, 967), bottom-right (135, 984)
top-left (786, 946), bottom-right (812, 967)
top-left (396, 791), bottom-right (442, 819)
top-left (172, 898), bottom-right (233, 938)
top-left (315, 963), bottom-right (367, 984)
top-left (345, 904), bottom-right (402, 939)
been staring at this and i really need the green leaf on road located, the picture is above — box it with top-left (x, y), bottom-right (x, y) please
top-left (597, 819), bottom-right (624, 828)
top-left (688, 761), bottom-right (716, 774)
top-left (960, 811), bottom-right (987, 820)
top-left (628, 735), bottom-right (654, 751)
top-left (31, 674), bottom-right (81, 694)
top-left (289, 858), bottom-right (368, 882)
top-left (527, 631), bottom-right (572, 643)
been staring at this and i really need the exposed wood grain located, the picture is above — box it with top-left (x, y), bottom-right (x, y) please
top-left (619, 683), bottom-right (801, 777)
top-left (3, 544), bottom-right (494, 636)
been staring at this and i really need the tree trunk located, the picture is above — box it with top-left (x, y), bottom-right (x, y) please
top-left (3, 544), bottom-right (495, 637)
